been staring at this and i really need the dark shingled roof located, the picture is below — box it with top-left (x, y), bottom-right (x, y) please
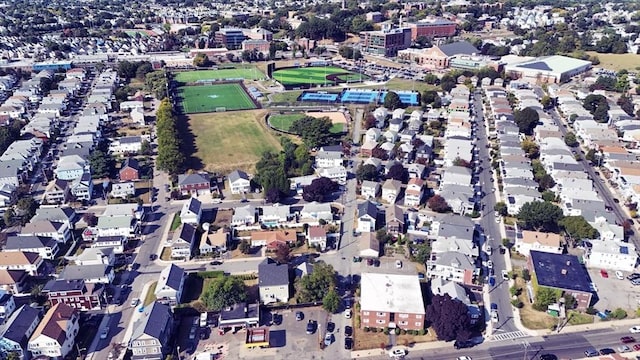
top-left (530, 251), bottom-right (592, 293)
top-left (258, 258), bottom-right (289, 287)
top-left (164, 264), bottom-right (185, 291)
top-left (130, 302), bottom-right (172, 341)
top-left (358, 200), bottom-right (378, 219)
top-left (438, 41), bottom-right (478, 57)
top-left (187, 197), bottom-right (202, 215)
top-left (0, 305), bottom-right (40, 345)
top-left (122, 157), bottom-right (139, 171)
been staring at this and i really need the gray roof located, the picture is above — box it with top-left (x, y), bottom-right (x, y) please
top-left (130, 302), bottom-right (172, 341)
top-left (178, 173), bottom-right (210, 186)
top-left (219, 302), bottom-right (259, 321)
top-left (258, 258), bottom-right (289, 287)
top-left (433, 251), bottom-right (475, 270)
top-left (0, 305), bottom-right (40, 345)
top-left (5, 235), bottom-right (56, 250)
top-left (228, 170), bottom-right (249, 183)
top-left (438, 41), bottom-right (478, 57)
top-left (502, 178), bottom-right (539, 188)
top-left (176, 223), bottom-right (196, 243)
top-left (186, 197), bottom-right (202, 214)
top-left (59, 264), bottom-right (110, 281)
top-left (552, 162), bottom-right (583, 172)
top-left (385, 205), bottom-right (404, 224)
top-left (358, 200), bottom-right (378, 219)
top-left (32, 207), bottom-right (76, 224)
top-left (159, 264), bottom-right (185, 291)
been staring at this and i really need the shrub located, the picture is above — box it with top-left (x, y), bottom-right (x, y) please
top-left (364, 326), bottom-right (370, 332)
top-left (510, 286), bottom-right (522, 297)
top-left (586, 307), bottom-right (598, 315)
top-left (371, 327), bottom-right (378, 333)
top-left (395, 328), bottom-right (401, 335)
top-left (522, 269), bottom-right (531, 281)
top-left (383, 328), bottom-right (390, 335)
top-left (400, 329), bottom-right (406, 335)
top-left (511, 299), bottom-right (524, 308)
top-left (418, 329), bottom-right (426, 336)
top-left (197, 270), bottom-right (224, 279)
top-left (611, 308), bottom-right (627, 319)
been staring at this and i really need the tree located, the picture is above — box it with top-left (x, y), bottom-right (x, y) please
top-left (585, 149), bottom-right (597, 164)
top-left (155, 100), bottom-right (185, 174)
top-left (239, 240), bottom-right (251, 254)
top-left (541, 190), bottom-right (556, 202)
top-left (193, 53), bottom-right (211, 67)
top-left (274, 243), bottom-right (291, 264)
top-left (383, 91), bottom-right (402, 110)
top-left (533, 286), bottom-right (560, 311)
top-left (425, 294), bottom-right (472, 342)
top-left (428, 195), bottom-right (451, 213)
top-left (356, 164), bottom-right (378, 182)
top-left (82, 212), bottom-right (98, 226)
top-left (494, 202), bottom-right (508, 216)
top-left (564, 132), bottom-right (578, 147)
top-left (289, 116), bottom-right (333, 148)
top-left (265, 188), bottom-right (281, 204)
top-left (322, 288), bottom-right (340, 313)
top-left (386, 163), bottom-right (408, 182)
top-left (6, 352), bottom-right (19, 360)
top-left (424, 73), bottom-right (438, 84)
top-left (16, 197), bottom-right (37, 222)
top-left (376, 229), bottom-right (392, 245)
top-left (560, 216), bottom-right (599, 240)
top-left (583, 94), bottom-right (609, 123)
top-left (517, 201), bottom-right (564, 232)
top-left (201, 276), bottom-right (247, 311)
top-left (538, 174), bottom-right (556, 191)
top-left (422, 90), bottom-right (437, 106)
top-left (3, 208), bottom-right (13, 227)
top-left (440, 74), bottom-right (456, 93)
top-left (88, 149), bottom-right (114, 179)
top-left (303, 177), bottom-right (338, 202)
top-left (521, 139), bottom-right (540, 159)
top-left (452, 157), bottom-right (471, 168)
top-left (514, 107), bottom-right (539, 135)
top-left (409, 243), bottom-right (431, 263)
top-left (140, 140), bottom-right (152, 156)
top-left (296, 262), bottom-right (336, 303)
top-left (338, 46), bottom-right (362, 60)
top-left (540, 95), bottom-right (553, 109)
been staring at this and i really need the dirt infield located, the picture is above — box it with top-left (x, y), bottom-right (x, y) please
top-left (305, 111), bottom-right (348, 124)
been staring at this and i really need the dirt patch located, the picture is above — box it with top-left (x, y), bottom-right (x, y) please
top-left (212, 208), bottom-right (233, 228)
top-left (515, 276), bottom-right (557, 330)
top-left (305, 111), bottom-right (348, 124)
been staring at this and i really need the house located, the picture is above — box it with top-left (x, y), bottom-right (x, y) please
top-left (315, 146), bottom-right (343, 168)
top-left (359, 232), bottom-right (380, 258)
top-left (70, 172), bottom-right (93, 201)
top-left (4, 235), bottom-right (59, 260)
top-left (381, 179), bottom-right (401, 204)
top-left (357, 200), bottom-right (378, 233)
top-left (430, 214), bottom-right (476, 258)
top-left (258, 258), bottom-right (290, 304)
top-left (360, 141), bottom-right (378, 157)
top-left (0, 183), bottom-right (16, 207)
top-left (90, 236), bottom-right (126, 254)
top-left (259, 205), bottom-right (292, 227)
top-left (360, 273), bottom-right (425, 330)
top-left (0, 252), bottom-right (43, 276)
top-left (250, 230), bottom-right (297, 249)
top-left (0, 291), bottom-right (16, 324)
top-left (218, 302), bottom-right (260, 332)
top-left (228, 170), bottom-right (251, 194)
top-left (128, 302), bottom-right (174, 360)
top-left (20, 220), bottom-right (71, 243)
top-left (231, 205), bottom-right (256, 226)
top-left (0, 270), bottom-right (27, 295)
top-left (28, 304), bottom-right (79, 359)
top-left (438, 184), bottom-right (475, 215)
top-left (32, 207), bottom-right (76, 230)
top-left (154, 264), bottom-right (185, 306)
top-left (110, 182), bottom-right (136, 199)
top-left (119, 158), bottom-right (140, 181)
top-left (58, 264), bottom-right (114, 284)
top-left (317, 166), bottom-right (347, 185)
top-left (180, 197), bottom-right (202, 225)
top-left (365, 128), bottom-right (381, 142)
top-left (527, 251), bottom-right (593, 310)
top-left (177, 172), bottom-right (212, 197)
top-left (404, 178), bottom-right (424, 207)
top-left (54, 155), bottom-right (88, 181)
top-left (307, 226), bottom-right (327, 251)
top-left (515, 230), bottom-right (563, 257)
top-left (43, 279), bottom-right (103, 311)
top-left (171, 224), bottom-right (197, 259)
top-left (385, 205), bottom-right (405, 236)
top-left (73, 247), bottom-right (115, 266)
top-left (93, 203), bottom-right (144, 239)
top-left (200, 228), bottom-right (230, 254)
top-left (0, 305), bottom-right (40, 360)
top-left (108, 136), bottom-right (143, 154)
top-left (44, 179), bottom-right (70, 204)
top-left (586, 240), bottom-right (638, 272)
top-left (361, 180), bottom-right (380, 199)
top-left (426, 251), bottom-right (476, 285)
top-left (299, 202), bottom-right (333, 223)
top-left (430, 278), bottom-right (481, 324)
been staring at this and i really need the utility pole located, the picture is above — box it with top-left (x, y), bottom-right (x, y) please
top-left (521, 340), bottom-right (530, 360)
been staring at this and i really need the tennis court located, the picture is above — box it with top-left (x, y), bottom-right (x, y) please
top-left (299, 92), bottom-right (340, 102)
top-left (272, 66), bottom-right (366, 86)
top-left (340, 90), bottom-right (379, 104)
top-left (379, 91), bottom-right (420, 106)
top-left (175, 67), bottom-right (265, 83)
top-left (178, 83), bottom-right (257, 113)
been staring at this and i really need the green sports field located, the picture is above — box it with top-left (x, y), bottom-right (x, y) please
top-left (272, 66), bottom-right (368, 86)
top-left (174, 67), bottom-right (265, 83)
top-left (178, 83), bottom-right (256, 113)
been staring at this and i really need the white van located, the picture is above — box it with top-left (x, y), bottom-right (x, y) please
top-left (200, 312), bottom-right (208, 327)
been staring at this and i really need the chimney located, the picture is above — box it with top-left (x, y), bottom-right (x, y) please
top-left (566, 260), bottom-right (570, 266)
top-left (561, 269), bottom-right (567, 275)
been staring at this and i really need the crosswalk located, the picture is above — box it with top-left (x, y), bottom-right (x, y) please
top-left (491, 331), bottom-right (530, 341)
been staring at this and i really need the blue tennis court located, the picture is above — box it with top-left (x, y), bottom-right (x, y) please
top-left (340, 90), bottom-right (379, 103)
top-left (379, 91), bottom-right (420, 106)
top-left (299, 92), bottom-right (340, 102)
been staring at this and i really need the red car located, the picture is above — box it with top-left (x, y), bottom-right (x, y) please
top-left (633, 344), bottom-right (640, 351)
top-left (601, 269), bottom-right (609, 278)
top-left (620, 336), bottom-right (635, 343)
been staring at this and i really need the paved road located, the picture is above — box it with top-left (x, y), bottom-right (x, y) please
top-left (473, 91), bottom-right (517, 334)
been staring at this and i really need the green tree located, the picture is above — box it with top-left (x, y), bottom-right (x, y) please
top-left (540, 95), bottom-right (553, 109)
top-left (296, 262), bottom-right (336, 303)
top-left (144, 70), bottom-right (167, 99)
top-left (155, 99), bottom-right (185, 174)
top-left (494, 202), bottom-right (508, 216)
top-left (564, 132), bottom-right (578, 147)
top-left (289, 116), bottom-right (333, 148)
top-left (193, 53), bottom-right (211, 67)
top-left (521, 139), bottom-right (540, 158)
top-left (239, 240), bottom-right (251, 254)
top-left (201, 276), bottom-right (247, 311)
top-left (322, 288), bottom-right (340, 313)
top-left (356, 164), bottom-right (378, 182)
top-left (409, 243), bottom-right (431, 263)
top-left (560, 216), bottom-right (600, 240)
top-left (517, 201), bottom-right (564, 232)
top-left (88, 149), bottom-right (114, 179)
top-left (424, 73), bottom-right (438, 84)
top-left (383, 91), bottom-right (402, 110)
top-left (541, 190), bottom-right (556, 202)
top-left (514, 107), bottom-right (540, 135)
top-left (585, 149), bottom-right (597, 164)
top-left (16, 197), bottom-right (37, 223)
top-left (534, 286), bottom-right (560, 311)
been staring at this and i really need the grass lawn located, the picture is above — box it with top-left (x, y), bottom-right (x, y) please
top-left (272, 66), bottom-right (366, 85)
top-left (269, 113), bottom-right (304, 132)
top-left (586, 52), bottom-right (640, 71)
top-left (144, 281), bottom-right (157, 306)
top-left (567, 310), bottom-right (594, 325)
top-left (175, 66), bottom-right (265, 82)
top-left (160, 247), bottom-right (172, 261)
top-left (330, 122), bottom-right (344, 133)
top-left (178, 83), bottom-right (256, 113)
top-left (270, 90), bottom-right (304, 103)
top-left (188, 110), bottom-right (282, 173)
top-left (170, 213), bottom-right (181, 231)
top-left (515, 276), bottom-right (557, 330)
top-left (353, 325), bottom-right (435, 350)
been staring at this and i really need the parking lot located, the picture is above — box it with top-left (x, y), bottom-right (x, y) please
top-left (353, 255), bottom-right (423, 276)
top-left (589, 268), bottom-right (640, 312)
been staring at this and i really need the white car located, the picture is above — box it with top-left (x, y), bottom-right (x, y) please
top-left (495, 216), bottom-right (501, 223)
top-left (345, 309), bottom-right (352, 319)
top-left (491, 310), bottom-right (499, 323)
top-left (616, 271), bottom-right (624, 280)
top-left (99, 328), bottom-right (109, 339)
top-left (389, 348), bottom-right (407, 358)
top-left (630, 326), bottom-right (640, 333)
top-left (457, 357), bottom-right (472, 360)
top-left (395, 260), bottom-right (402, 269)
top-left (487, 260), bottom-right (493, 269)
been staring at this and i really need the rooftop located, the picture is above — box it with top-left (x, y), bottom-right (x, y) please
top-left (360, 273), bottom-right (425, 315)
top-left (530, 251), bottom-right (592, 293)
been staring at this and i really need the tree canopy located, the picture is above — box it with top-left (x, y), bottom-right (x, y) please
top-left (289, 116), bottom-right (333, 148)
top-left (560, 216), bottom-right (600, 240)
top-left (383, 91), bottom-right (402, 110)
top-left (428, 195), bottom-right (451, 213)
top-left (426, 294), bottom-right (472, 342)
top-left (322, 288), bottom-right (341, 313)
top-left (356, 164), bottom-right (378, 182)
top-left (155, 99), bottom-right (185, 174)
top-left (583, 94), bottom-right (609, 123)
top-left (296, 262), bottom-right (336, 303)
top-left (514, 107), bottom-right (539, 135)
top-left (201, 276), bottom-right (247, 311)
top-left (564, 132), bottom-right (578, 147)
top-left (303, 177), bottom-right (338, 202)
top-left (386, 163), bottom-right (408, 182)
top-left (517, 201), bottom-right (564, 232)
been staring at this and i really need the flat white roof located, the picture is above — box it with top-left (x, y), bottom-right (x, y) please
top-left (360, 273), bottom-right (425, 315)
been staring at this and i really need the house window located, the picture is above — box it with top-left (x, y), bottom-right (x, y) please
top-left (362, 318), bottom-right (370, 323)
top-left (363, 311), bottom-right (370, 315)
top-left (376, 319), bottom-right (386, 324)
top-left (415, 314), bottom-right (422, 319)
top-left (398, 313), bottom-right (409, 319)
top-left (399, 321), bottom-right (408, 326)
top-left (376, 312), bottom-right (385, 317)
top-left (415, 322), bottom-right (422, 327)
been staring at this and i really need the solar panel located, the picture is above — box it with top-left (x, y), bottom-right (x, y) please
top-left (620, 246), bottom-right (629, 254)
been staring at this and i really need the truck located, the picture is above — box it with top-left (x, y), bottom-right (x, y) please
top-left (199, 312), bottom-right (208, 327)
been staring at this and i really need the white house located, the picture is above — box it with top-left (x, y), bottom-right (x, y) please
top-left (258, 258), bottom-right (290, 304)
top-left (587, 239), bottom-right (638, 272)
top-left (110, 182), bottom-right (135, 199)
top-left (426, 251), bottom-right (475, 285)
top-left (317, 166), bottom-right (347, 185)
top-left (365, 128), bottom-right (381, 142)
top-left (28, 303), bottom-right (79, 359)
top-left (360, 180), bottom-right (380, 199)
top-left (180, 197), bottom-right (202, 225)
top-left (404, 178), bottom-right (424, 207)
top-left (307, 226), bottom-right (327, 251)
top-left (515, 230), bottom-right (563, 257)
top-left (259, 205), bottom-right (291, 227)
top-left (228, 170), bottom-right (251, 194)
top-left (356, 200), bottom-right (378, 233)
top-left (54, 155), bottom-right (88, 181)
top-left (108, 136), bottom-right (143, 154)
top-left (299, 202), bottom-right (333, 223)
top-left (314, 146), bottom-right (343, 168)
top-left (231, 205), bottom-right (256, 226)
top-left (154, 264), bottom-right (185, 306)
top-left (381, 179), bottom-right (401, 204)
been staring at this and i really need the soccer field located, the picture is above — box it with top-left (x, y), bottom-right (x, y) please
top-left (272, 66), bottom-right (367, 86)
top-left (175, 67), bottom-right (265, 83)
top-left (178, 83), bottom-right (256, 113)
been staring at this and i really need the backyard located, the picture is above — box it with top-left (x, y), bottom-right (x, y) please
top-left (188, 110), bottom-right (282, 173)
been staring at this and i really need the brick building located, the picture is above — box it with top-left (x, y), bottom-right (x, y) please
top-left (359, 27), bottom-right (411, 57)
top-left (406, 18), bottom-right (457, 40)
top-left (360, 273), bottom-right (425, 330)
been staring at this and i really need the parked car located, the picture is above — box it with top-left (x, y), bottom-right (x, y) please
top-left (454, 340), bottom-right (474, 349)
top-left (345, 309), bottom-right (352, 319)
top-left (629, 326), bottom-right (640, 333)
top-left (324, 333), bottom-right (334, 346)
top-left (621, 336), bottom-right (635, 343)
top-left (584, 347), bottom-right (598, 357)
top-left (600, 269), bottom-right (609, 278)
top-left (395, 260), bottom-right (402, 269)
top-left (131, 298), bottom-right (139, 307)
top-left (539, 355), bottom-right (558, 360)
top-left (616, 271), bottom-right (624, 280)
top-left (99, 328), bottom-right (109, 339)
top-left (296, 311), bottom-right (304, 321)
top-left (389, 348), bottom-right (407, 358)
top-left (599, 348), bottom-right (615, 355)
top-left (345, 337), bottom-right (353, 350)
top-left (306, 320), bottom-right (316, 334)
top-left (327, 322), bottom-right (335, 333)
top-left (618, 345), bottom-right (631, 353)
top-left (345, 326), bottom-right (353, 337)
